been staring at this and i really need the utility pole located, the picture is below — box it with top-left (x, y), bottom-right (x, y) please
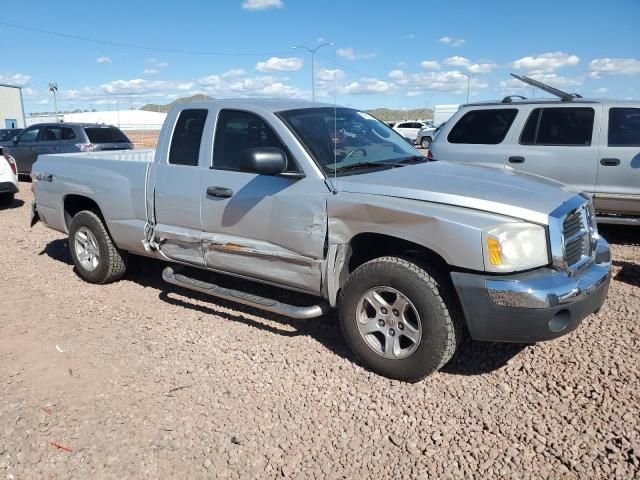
top-left (293, 43), bottom-right (333, 101)
top-left (48, 82), bottom-right (59, 122)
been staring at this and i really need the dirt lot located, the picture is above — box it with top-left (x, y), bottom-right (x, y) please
top-left (126, 130), bottom-right (160, 149)
top-left (1, 183), bottom-right (639, 479)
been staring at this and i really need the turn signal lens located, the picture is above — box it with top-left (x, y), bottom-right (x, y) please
top-left (487, 237), bottom-right (502, 265)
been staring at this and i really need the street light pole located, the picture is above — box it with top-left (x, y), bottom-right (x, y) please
top-left (461, 73), bottom-right (471, 104)
top-left (293, 43), bottom-right (333, 101)
top-left (48, 82), bottom-right (59, 122)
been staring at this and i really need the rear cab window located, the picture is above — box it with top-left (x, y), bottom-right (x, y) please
top-left (169, 109), bottom-right (208, 166)
top-left (84, 126), bottom-right (131, 144)
top-left (520, 107), bottom-right (595, 146)
top-left (447, 109), bottom-right (518, 144)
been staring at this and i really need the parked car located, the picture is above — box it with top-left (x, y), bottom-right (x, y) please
top-left (429, 97), bottom-right (640, 224)
top-left (416, 121), bottom-right (439, 149)
top-left (0, 147), bottom-right (19, 206)
top-left (31, 99), bottom-right (611, 382)
top-left (0, 128), bottom-right (22, 142)
top-left (393, 121), bottom-right (432, 143)
top-left (0, 123), bottom-right (133, 174)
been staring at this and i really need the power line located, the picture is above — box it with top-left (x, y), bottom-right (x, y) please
top-left (0, 21), bottom-right (291, 56)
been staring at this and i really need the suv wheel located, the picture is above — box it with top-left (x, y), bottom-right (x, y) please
top-left (420, 136), bottom-right (432, 149)
top-left (338, 256), bottom-right (460, 382)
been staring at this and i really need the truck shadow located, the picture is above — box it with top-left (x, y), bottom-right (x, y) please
top-left (599, 225), bottom-right (639, 247)
top-left (40, 238), bottom-right (524, 377)
top-left (0, 198), bottom-right (24, 210)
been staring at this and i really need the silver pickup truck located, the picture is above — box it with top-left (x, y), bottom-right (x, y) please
top-left (31, 99), bottom-right (611, 382)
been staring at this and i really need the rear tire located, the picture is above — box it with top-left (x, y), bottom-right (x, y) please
top-left (0, 192), bottom-right (14, 206)
top-left (420, 136), bottom-right (432, 149)
top-left (338, 256), bottom-right (460, 382)
top-left (68, 210), bottom-right (127, 284)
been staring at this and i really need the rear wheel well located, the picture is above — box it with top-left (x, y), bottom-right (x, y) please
top-left (63, 195), bottom-right (103, 230)
top-left (347, 233), bottom-right (449, 274)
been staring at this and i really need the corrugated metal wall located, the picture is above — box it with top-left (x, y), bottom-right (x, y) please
top-left (0, 85), bottom-right (25, 128)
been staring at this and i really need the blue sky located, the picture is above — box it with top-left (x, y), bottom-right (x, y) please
top-left (1, 0), bottom-right (638, 113)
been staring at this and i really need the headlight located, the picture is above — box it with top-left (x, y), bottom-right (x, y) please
top-left (482, 223), bottom-right (549, 272)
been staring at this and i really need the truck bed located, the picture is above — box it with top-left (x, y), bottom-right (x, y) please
top-left (33, 149), bottom-right (154, 255)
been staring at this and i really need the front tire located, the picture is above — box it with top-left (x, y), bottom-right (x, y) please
top-left (68, 210), bottom-right (127, 284)
top-left (420, 136), bottom-right (432, 149)
top-left (338, 256), bottom-right (460, 382)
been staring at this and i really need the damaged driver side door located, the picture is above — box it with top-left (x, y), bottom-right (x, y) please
top-left (199, 109), bottom-right (329, 294)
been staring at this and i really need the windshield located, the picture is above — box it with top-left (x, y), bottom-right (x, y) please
top-left (278, 107), bottom-right (422, 176)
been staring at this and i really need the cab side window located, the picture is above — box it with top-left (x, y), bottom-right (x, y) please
top-left (520, 108), bottom-right (595, 146)
top-left (608, 107), bottom-right (640, 146)
top-left (448, 109), bottom-right (518, 144)
top-left (18, 126), bottom-right (41, 142)
top-left (42, 126), bottom-right (62, 141)
top-left (212, 109), bottom-right (296, 172)
top-left (169, 109), bottom-right (208, 166)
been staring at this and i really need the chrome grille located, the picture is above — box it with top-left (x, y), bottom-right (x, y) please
top-left (562, 204), bottom-right (594, 272)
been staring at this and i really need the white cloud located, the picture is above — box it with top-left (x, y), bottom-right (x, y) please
top-left (336, 47), bottom-right (376, 60)
top-left (387, 69), bottom-right (488, 94)
top-left (342, 78), bottom-right (394, 95)
top-left (594, 87), bottom-right (608, 94)
top-left (38, 99), bottom-right (49, 105)
top-left (96, 56), bottom-right (112, 64)
top-left (146, 58), bottom-right (169, 69)
top-left (438, 36), bottom-right (465, 47)
top-left (143, 68), bottom-right (158, 75)
top-left (0, 73), bottom-right (31, 86)
top-left (255, 56), bottom-right (303, 72)
top-left (404, 34), bottom-right (416, 39)
top-left (241, 0), bottom-right (283, 10)
top-left (420, 60), bottom-right (441, 71)
top-left (589, 58), bottom-right (640, 78)
top-left (443, 56), bottom-right (496, 74)
top-left (444, 56), bottom-right (470, 67)
top-left (512, 52), bottom-right (580, 73)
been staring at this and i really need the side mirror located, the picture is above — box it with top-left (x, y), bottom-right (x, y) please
top-left (239, 147), bottom-right (287, 175)
top-left (12, 136), bottom-right (18, 144)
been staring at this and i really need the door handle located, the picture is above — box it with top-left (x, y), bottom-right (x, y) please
top-left (206, 186), bottom-right (233, 198)
top-left (508, 156), bottom-right (525, 164)
top-left (600, 158), bottom-right (620, 166)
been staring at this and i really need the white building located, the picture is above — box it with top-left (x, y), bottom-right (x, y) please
top-left (0, 84), bottom-right (26, 128)
top-left (27, 109), bottom-right (166, 131)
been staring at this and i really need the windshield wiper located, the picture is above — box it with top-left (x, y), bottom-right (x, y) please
top-left (328, 161), bottom-right (392, 174)
top-left (392, 155), bottom-right (428, 167)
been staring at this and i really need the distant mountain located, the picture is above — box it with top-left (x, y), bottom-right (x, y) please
top-left (141, 94), bottom-right (213, 113)
top-left (140, 96), bottom-right (433, 122)
top-left (365, 108), bottom-right (434, 122)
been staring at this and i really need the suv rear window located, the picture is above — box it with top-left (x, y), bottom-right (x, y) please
top-left (520, 107), bottom-right (594, 146)
top-left (84, 126), bottom-right (131, 144)
top-left (447, 109), bottom-right (517, 144)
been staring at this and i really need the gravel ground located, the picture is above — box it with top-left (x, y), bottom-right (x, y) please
top-left (1, 182), bottom-right (639, 479)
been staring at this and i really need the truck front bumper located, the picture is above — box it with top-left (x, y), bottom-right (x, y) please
top-left (450, 237), bottom-right (611, 343)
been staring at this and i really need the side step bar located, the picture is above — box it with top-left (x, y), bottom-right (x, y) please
top-left (162, 266), bottom-right (329, 319)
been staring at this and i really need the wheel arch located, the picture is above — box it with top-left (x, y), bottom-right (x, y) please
top-left (63, 194), bottom-right (108, 233)
top-left (325, 231), bottom-right (452, 307)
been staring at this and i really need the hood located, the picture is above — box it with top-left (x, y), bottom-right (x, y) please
top-left (332, 161), bottom-right (581, 224)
